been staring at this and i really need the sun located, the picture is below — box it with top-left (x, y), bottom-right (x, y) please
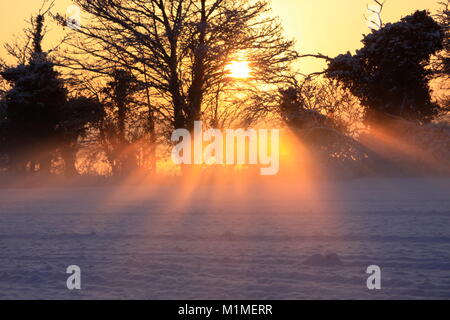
top-left (226, 60), bottom-right (251, 79)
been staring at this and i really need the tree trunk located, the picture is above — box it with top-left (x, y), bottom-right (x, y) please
top-left (186, 0), bottom-right (207, 132)
top-left (62, 146), bottom-right (79, 177)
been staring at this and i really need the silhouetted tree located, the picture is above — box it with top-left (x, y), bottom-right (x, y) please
top-left (1, 4), bottom-right (104, 177)
top-left (277, 79), bottom-right (363, 135)
top-left (432, 1), bottom-right (450, 115)
top-left (1, 11), bottom-right (68, 174)
top-left (278, 86), bottom-right (340, 132)
top-left (100, 69), bottom-right (141, 176)
top-left (326, 10), bottom-right (444, 123)
top-left (0, 98), bottom-right (7, 170)
top-left (59, 97), bottom-right (105, 177)
top-left (61, 0), bottom-right (297, 132)
top-left (433, 1), bottom-right (450, 79)
top-left (276, 81), bottom-right (373, 176)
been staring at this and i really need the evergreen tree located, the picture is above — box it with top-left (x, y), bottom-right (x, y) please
top-left (326, 10), bottom-right (444, 123)
top-left (0, 13), bottom-right (67, 174)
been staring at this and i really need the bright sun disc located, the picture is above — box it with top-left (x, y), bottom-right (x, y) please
top-left (226, 60), bottom-right (251, 79)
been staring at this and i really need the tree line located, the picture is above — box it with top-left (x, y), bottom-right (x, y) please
top-left (0, 0), bottom-right (448, 178)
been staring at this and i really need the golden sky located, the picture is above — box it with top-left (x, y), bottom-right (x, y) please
top-left (0, 0), bottom-right (441, 74)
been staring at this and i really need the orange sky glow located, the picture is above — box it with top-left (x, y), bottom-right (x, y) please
top-left (0, 0), bottom-right (441, 74)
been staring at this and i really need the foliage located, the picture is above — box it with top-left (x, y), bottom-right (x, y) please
top-left (327, 10), bottom-right (444, 123)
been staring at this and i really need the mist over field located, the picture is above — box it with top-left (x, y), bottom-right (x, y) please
top-left (0, 178), bottom-right (449, 299)
top-left (0, 0), bottom-right (449, 300)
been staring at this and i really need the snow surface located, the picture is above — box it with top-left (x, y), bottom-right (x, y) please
top-left (0, 178), bottom-right (449, 300)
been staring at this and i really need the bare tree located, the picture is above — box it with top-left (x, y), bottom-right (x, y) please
top-left (365, 0), bottom-right (385, 31)
top-left (58, 0), bottom-right (298, 133)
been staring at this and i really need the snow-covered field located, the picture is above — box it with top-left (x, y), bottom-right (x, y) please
top-left (0, 178), bottom-right (449, 300)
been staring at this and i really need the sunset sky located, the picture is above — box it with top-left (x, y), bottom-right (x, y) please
top-left (0, 0), bottom-right (441, 74)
